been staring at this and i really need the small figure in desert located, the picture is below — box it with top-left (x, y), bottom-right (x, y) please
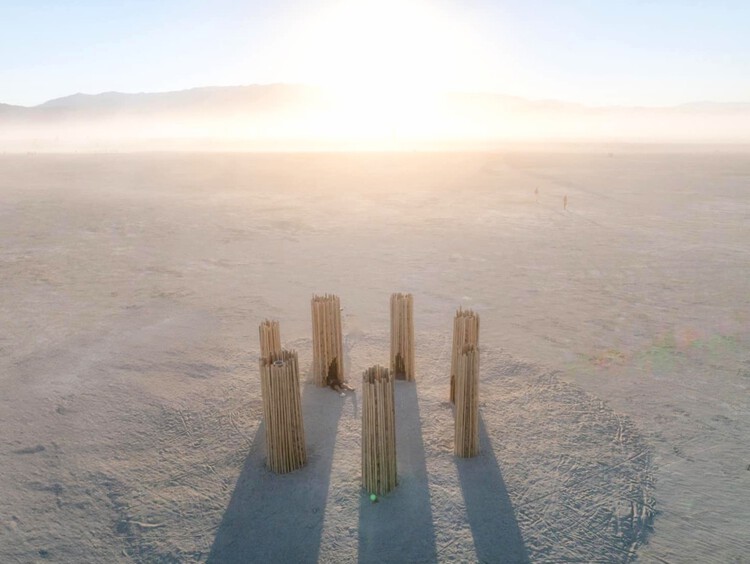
top-left (534, 187), bottom-right (539, 202)
top-left (563, 194), bottom-right (568, 211)
top-left (394, 352), bottom-right (407, 380)
top-left (326, 358), bottom-right (354, 395)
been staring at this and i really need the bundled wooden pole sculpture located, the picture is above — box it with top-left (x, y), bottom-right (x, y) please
top-left (450, 308), bottom-right (480, 403)
top-left (259, 319), bottom-right (282, 360)
top-left (311, 294), bottom-right (344, 387)
top-left (390, 293), bottom-right (415, 381)
top-left (361, 365), bottom-right (397, 496)
top-left (454, 344), bottom-right (480, 458)
top-left (259, 350), bottom-right (307, 473)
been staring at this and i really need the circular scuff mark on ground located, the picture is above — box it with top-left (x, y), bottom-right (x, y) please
top-left (477, 349), bottom-right (656, 562)
top-left (3, 334), bottom-right (655, 563)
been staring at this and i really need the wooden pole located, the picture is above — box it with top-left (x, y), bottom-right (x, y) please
top-left (454, 344), bottom-right (480, 458)
top-left (259, 349), bottom-right (307, 473)
top-left (311, 294), bottom-right (344, 387)
top-left (361, 365), bottom-right (397, 496)
top-left (390, 293), bottom-right (415, 381)
top-left (259, 319), bottom-right (282, 361)
top-left (450, 308), bottom-right (480, 403)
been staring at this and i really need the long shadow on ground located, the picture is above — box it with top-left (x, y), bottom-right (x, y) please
top-left (455, 414), bottom-right (529, 563)
top-left (358, 381), bottom-right (438, 563)
top-left (208, 385), bottom-right (344, 563)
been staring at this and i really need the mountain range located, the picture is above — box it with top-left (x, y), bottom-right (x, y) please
top-left (2, 84), bottom-right (749, 150)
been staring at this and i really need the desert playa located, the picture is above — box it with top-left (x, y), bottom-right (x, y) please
top-left (1, 151), bottom-right (748, 562)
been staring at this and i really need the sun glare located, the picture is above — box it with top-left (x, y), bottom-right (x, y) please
top-left (265, 0), bottom-right (497, 144)
top-left (287, 1), bottom-right (483, 89)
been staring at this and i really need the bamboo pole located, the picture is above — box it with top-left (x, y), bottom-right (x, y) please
top-left (259, 319), bottom-right (282, 361)
top-left (259, 349), bottom-right (307, 473)
top-left (450, 307), bottom-right (480, 403)
top-left (361, 365), bottom-right (397, 496)
top-left (390, 293), bottom-right (415, 381)
top-left (454, 344), bottom-right (480, 458)
top-left (311, 294), bottom-right (344, 387)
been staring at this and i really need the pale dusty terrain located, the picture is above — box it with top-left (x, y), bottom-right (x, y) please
top-left (0, 152), bottom-right (748, 563)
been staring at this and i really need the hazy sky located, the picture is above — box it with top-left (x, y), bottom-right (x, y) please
top-left (1, 0), bottom-right (748, 107)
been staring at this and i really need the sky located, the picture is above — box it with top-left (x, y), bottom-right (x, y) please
top-left (1, 0), bottom-right (749, 107)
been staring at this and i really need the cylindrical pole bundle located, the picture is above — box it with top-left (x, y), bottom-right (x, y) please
top-left (450, 308), bottom-right (480, 403)
top-left (259, 319), bottom-right (282, 361)
top-left (390, 293), bottom-right (415, 381)
top-left (259, 349), bottom-right (307, 474)
top-left (361, 365), bottom-right (397, 496)
top-left (454, 344), bottom-right (480, 458)
top-left (311, 294), bottom-right (344, 387)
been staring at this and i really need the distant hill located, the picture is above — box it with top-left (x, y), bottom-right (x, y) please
top-left (1, 85), bottom-right (323, 121)
top-left (1, 84), bottom-right (749, 150)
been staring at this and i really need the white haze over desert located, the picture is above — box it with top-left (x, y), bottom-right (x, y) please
top-left (2, 85), bottom-right (750, 151)
top-left (1, 1), bottom-right (749, 564)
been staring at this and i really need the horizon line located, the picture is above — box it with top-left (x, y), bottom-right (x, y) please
top-left (3, 83), bottom-right (750, 112)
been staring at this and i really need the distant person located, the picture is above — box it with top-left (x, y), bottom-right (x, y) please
top-left (563, 194), bottom-right (568, 211)
top-left (534, 187), bottom-right (539, 202)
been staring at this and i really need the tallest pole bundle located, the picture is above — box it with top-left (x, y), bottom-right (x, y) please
top-left (450, 308), bottom-right (480, 403)
top-left (390, 293), bottom-right (415, 381)
top-left (311, 294), bottom-right (344, 387)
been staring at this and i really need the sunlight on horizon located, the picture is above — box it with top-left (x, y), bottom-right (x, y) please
top-left (2, 0), bottom-right (749, 149)
top-left (260, 0), bottom-right (503, 141)
top-left (270, 0), bottom-right (500, 93)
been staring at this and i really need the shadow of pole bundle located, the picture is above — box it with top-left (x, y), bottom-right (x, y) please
top-left (311, 294), bottom-right (344, 387)
top-left (390, 293), bottom-right (415, 381)
top-left (259, 319), bottom-right (281, 359)
top-left (361, 365), bottom-right (398, 496)
top-left (259, 350), bottom-right (307, 473)
top-left (450, 308), bottom-right (480, 403)
top-left (454, 344), bottom-right (480, 458)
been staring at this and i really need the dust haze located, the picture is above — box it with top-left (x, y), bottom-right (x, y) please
top-left (2, 85), bottom-right (750, 152)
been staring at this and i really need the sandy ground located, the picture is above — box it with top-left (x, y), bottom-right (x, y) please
top-left (0, 152), bottom-right (748, 563)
